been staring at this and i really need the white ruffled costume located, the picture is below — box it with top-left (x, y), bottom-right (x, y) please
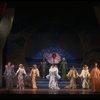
top-left (46, 65), bottom-right (61, 90)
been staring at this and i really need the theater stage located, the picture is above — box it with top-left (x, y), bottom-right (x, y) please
top-left (0, 88), bottom-right (98, 94)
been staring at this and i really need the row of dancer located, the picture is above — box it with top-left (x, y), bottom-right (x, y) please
top-left (65, 63), bottom-right (100, 92)
top-left (3, 63), bottom-right (60, 90)
top-left (3, 62), bottom-right (100, 92)
top-left (3, 63), bottom-right (40, 90)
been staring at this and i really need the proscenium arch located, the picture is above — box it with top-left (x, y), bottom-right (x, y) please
top-left (0, 4), bottom-right (14, 87)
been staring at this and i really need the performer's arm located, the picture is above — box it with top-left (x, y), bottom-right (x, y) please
top-left (87, 71), bottom-right (90, 78)
top-left (76, 71), bottom-right (79, 78)
top-left (4, 65), bottom-right (7, 76)
top-left (37, 69), bottom-right (40, 77)
top-left (15, 68), bottom-right (19, 75)
top-left (66, 70), bottom-right (71, 78)
top-left (24, 68), bottom-right (26, 75)
top-left (79, 70), bottom-right (83, 77)
top-left (29, 69), bottom-right (32, 76)
top-left (11, 65), bottom-right (15, 75)
top-left (65, 61), bottom-right (67, 70)
top-left (12, 68), bottom-right (15, 77)
top-left (56, 67), bottom-right (59, 74)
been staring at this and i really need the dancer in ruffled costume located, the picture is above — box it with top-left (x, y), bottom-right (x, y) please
top-left (46, 64), bottom-right (61, 90)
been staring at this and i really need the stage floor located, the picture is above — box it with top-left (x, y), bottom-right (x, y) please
top-left (0, 88), bottom-right (99, 94)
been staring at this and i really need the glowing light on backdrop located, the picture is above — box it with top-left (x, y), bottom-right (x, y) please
top-left (34, 47), bottom-right (74, 64)
top-left (47, 53), bottom-right (61, 64)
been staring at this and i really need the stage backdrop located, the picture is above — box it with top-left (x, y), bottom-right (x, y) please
top-left (5, 32), bottom-right (83, 70)
top-left (3, 2), bottom-right (100, 72)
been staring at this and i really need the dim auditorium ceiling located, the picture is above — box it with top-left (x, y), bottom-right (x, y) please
top-left (6, 1), bottom-right (99, 34)
top-left (2, 1), bottom-right (100, 65)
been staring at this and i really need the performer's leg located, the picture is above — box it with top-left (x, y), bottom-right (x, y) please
top-left (6, 79), bottom-right (8, 89)
top-left (32, 78), bottom-right (37, 89)
top-left (10, 78), bottom-right (13, 89)
top-left (43, 69), bottom-right (45, 78)
top-left (16, 81), bottom-right (19, 89)
top-left (69, 78), bottom-right (73, 88)
top-left (72, 78), bottom-right (77, 89)
top-left (22, 84), bottom-right (24, 90)
top-left (82, 79), bottom-right (85, 89)
top-left (6, 77), bottom-right (10, 90)
top-left (22, 83), bottom-right (24, 90)
top-left (92, 79), bottom-right (96, 92)
top-left (86, 79), bottom-right (89, 89)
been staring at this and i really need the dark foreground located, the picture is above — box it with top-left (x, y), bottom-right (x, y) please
top-left (0, 88), bottom-right (100, 99)
top-left (0, 88), bottom-right (99, 94)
